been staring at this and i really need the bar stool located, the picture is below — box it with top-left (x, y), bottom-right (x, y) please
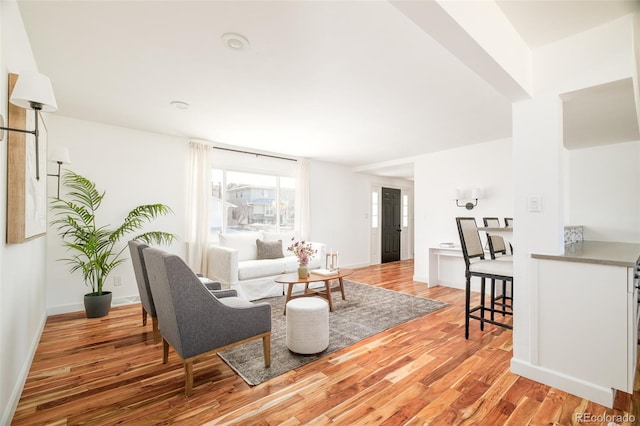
top-left (486, 234), bottom-right (513, 318)
top-left (482, 217), bottom-right (512, 318)
top-left (482, 217), bottom-right (500, 227)
top-left (456, 217), bottom-right (513, 339)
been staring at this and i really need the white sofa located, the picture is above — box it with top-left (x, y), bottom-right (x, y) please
top-left (207, 231), bottom-right (326, 301)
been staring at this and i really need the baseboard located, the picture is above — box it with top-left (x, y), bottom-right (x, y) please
top-left (511, 357), bottom-right (615, 408)
top-left (343, 262), bottom-right (371, 269)
top-left (47, 295), bottom-right (141, 316)
top-left (2, 311), bottom-right (47, 425)
top-left (413, 275), bottom-right (429, 284)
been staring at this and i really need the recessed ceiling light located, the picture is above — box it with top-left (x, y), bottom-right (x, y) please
top-left (221, 32), bottom-right (249, 50)
top-left (170, 101), bottom-right (190, 110)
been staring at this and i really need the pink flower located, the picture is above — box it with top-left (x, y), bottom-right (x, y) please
top-left (287, 237), bottom-right (317, 266)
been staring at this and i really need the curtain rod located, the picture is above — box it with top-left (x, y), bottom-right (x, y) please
top-left (212, 146), bottom-right (297, 162)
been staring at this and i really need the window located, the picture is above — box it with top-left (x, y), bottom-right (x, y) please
top-left (402, 194), bottom-right (409, 228)
top-left (371, 191), bottom-right (379, 228)
top-left (211, 169), bottom-right (295, 236)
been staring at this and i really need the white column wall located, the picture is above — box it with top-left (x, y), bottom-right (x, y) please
top-left (0, 2), bottom-right (48, 423)
top-left (511, 13), bottom-right (637, 368)
top-left (511, 95), bottom-right (564, 364)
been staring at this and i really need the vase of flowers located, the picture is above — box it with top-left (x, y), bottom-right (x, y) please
top-left (288, 238), bottom-right (317, 279)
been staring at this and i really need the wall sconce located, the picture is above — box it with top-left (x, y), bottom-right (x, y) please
top-left (0, 71), bottom-right (58, 180)
top-left (47, 147), bottom-right (71, 198)
top-left (455, 188), bottom-right (482, 210)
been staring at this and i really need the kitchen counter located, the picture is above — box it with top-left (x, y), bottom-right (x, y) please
top-left (478, 226), bottom-right (512, 233)
top-left (531, 240), bottom-right (640, 267)
top-left (521, 239), bottom-right (640, 407)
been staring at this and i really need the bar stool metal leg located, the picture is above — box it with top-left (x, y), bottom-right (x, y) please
top-left (480, 277), bottom-right (486, 331)
top-left (465, 272), bottom-right (471, 339)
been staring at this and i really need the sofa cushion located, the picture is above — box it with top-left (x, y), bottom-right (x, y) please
top-left (264, 231), bottom-right (299, 257)
top-left (219, 232), bottom-right (263, 261)
top-left (238, 259), bottom-right (287, 281)
top-left (256, 239), bottom-right (284, 260)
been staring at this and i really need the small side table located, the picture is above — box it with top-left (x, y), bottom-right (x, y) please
top-left (275, 268), bottom-right (353, 314)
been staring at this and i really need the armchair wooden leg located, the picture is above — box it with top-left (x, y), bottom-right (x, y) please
top-left (152, 317), bottom-right (159, 344)
top-left (184, 360), bottom-right (194, 397)
top-left (142, 307), bottom-right (147, 326)
top-left (162, 339), bottom-right (169, 364)
top-left (263, 334), bottom-right (271, 367)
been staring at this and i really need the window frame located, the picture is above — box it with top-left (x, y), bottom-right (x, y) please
top-left (211, 167), bottom-right (296, 236)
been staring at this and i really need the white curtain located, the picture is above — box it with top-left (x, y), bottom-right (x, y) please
top-left (295, 158), bottom-right (310, 240)
top-left (186, 141), bottom-right (212, 274)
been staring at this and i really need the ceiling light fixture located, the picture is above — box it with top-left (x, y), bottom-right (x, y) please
top-left (221, 32), bottom-right (249, 50)
top-left (170, 101), bottom-right (190, 110)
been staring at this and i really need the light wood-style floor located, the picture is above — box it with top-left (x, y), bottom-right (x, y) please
top-left (12, 260), bottom-right (639, 425)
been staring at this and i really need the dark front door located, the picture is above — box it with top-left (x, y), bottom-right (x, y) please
top-left (381, 187), bottom-right (401, 263)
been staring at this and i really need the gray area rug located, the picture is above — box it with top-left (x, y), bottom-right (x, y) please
top-left (218, 280), bottom-right (448, 386)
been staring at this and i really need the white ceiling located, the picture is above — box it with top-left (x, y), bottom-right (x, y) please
top-left (15, 1), bottom-right (640, 180)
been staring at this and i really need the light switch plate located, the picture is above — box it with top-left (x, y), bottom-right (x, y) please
top-left (527, 195), bottom-right (541, 212)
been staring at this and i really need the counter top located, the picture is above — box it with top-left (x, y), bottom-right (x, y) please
top-left (531, 241), bottom-right (640, 267)
top-left (478, 227), bottom-right (512, 232)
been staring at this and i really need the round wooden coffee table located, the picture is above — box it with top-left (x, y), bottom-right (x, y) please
top-left (275, 268), bottom-right (353, 314)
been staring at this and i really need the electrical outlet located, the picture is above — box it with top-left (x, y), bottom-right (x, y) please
top-left (114, 275), bottom-right (122, 286)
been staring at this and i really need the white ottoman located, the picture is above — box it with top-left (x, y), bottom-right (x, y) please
top-left (286, 297), bottom-right (329, 354)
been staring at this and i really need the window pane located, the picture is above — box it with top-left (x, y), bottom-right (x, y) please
top-left (210, 169), bottom-right (223, 235)
top-left (225, 171), bottom-right (277, 232)
top-left (371, 191), bottom-right (378, 228)
top-left (402, 194), bottom-right (408, 228)
top-left (279, 177), bottom-right (296, 232)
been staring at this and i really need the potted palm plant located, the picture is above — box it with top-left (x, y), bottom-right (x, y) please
top-left (51, 170), bottom-right (176, 318)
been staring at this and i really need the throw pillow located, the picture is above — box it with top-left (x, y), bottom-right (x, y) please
top-left (256, 239), bottom-right (284, 260)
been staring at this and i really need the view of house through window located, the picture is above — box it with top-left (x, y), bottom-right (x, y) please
top-left (211, 169), bottom-right (295, 235)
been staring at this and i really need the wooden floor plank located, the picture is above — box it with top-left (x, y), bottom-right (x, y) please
top-left (11, 260), bottom-right (639, 425)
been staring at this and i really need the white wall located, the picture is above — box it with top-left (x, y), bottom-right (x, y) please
top-left (533, 14), bottom-right (634, 95)
top-left (413, 137), bottom-right (513, 284)
top-left (567, 140), bottom-right (640, 242)
top-left (0, 2), bottom-right (48, 423)
top-left (308, 160), bottom-right (412, 269)
top-left (45, 115), bottom-right (187, 314)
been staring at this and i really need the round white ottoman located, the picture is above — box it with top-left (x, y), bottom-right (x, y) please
top-left (286, 297), bottom-right (329, 354)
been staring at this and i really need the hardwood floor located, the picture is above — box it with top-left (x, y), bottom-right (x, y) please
top-left (12, 260), bottom-right (639, 425)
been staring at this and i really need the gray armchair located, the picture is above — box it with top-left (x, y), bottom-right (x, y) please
top-left (128, 240), bottom-right (225, 344)
top-left (129, 240), bottom-right (160, 343)
top-left (142, 247), bottom-right (271, 396)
